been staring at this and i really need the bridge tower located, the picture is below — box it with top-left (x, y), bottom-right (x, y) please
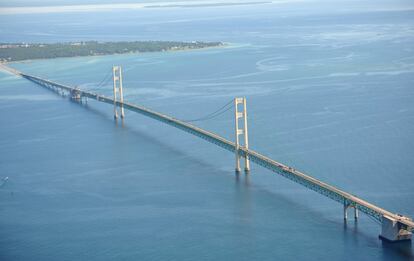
top-left (234, 97), bottom-right (250, 173)
top-left (112, 66), bottom-right (125, 119)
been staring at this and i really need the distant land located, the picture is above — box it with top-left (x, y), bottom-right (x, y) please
top-left (0, 41), bottom-right (224, 62)
top-left (0, 1), bottom-right (271, 15)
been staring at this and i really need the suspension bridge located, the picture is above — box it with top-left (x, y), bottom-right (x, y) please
top-left (1, 63), bottom-right (413, 242)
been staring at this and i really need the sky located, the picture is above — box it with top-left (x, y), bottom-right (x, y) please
top-left (0, 0), bottom-right (413, 16)
top-left (0, 0), bottom-right (413, 8)
top-left (0, 0), bottom-right (279, 7)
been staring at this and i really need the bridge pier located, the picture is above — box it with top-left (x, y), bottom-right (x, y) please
top-left (234, 97), bottom-right (250, 173)
top-left (70, 88), bottom-right (88, 104)
top-left (380, 215), bottom-right (412, 242)
top-left (343, 203), bottom-right (358, 221)
top-left (70, 89), bottom-right (81, 102)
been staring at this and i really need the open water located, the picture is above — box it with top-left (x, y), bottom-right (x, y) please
top-left (0, 1), bottom-right (414, 260)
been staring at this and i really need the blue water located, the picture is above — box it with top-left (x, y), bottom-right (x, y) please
top-left (1, 1), bottom-right (414, 260)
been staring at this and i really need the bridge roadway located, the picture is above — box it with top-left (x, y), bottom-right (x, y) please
top-left (3, 65), bottom-right (413, 236)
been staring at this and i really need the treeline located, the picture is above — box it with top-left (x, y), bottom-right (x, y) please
top-left (0, 41), bottom-right (224, 62)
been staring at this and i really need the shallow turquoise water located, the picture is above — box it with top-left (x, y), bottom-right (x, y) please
top-left (1, 1), bottom-right (414, 260)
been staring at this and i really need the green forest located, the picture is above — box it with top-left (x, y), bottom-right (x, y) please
top-left (0, 41), bottom-right (224, 62)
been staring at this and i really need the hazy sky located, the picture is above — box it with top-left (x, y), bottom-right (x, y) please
top-left (0, 0), bottom-right (277, 7)
top-left (1, 0), bottom-right (413, 8)
top-left (0, 0), bottom-right (413, 15)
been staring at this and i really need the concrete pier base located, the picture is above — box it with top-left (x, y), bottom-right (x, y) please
top-left (379, 215), bottom-right (412, 242)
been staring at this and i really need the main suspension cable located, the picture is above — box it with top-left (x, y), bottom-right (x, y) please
top-left (181, 99), bottom-right (234, 122)
top-left (96, 69), bottom-right (113, 88)
top-left (87, 68), bottom-right (113, 92)
top-left (91, 69), bottom-right (234, 123)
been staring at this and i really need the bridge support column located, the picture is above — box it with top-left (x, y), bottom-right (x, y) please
top-left (112, 66), bottom-right (125, 119)
top-left (234, 97), bottom-right (250, 173)
top-left (344, 203), bottom-right (359, 221)
top-left (380, 215), bottom-right (412, 242)
top-left (344, 204), bottom-right (348, 221)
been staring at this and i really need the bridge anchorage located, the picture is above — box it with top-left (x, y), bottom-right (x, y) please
top-left (2, 63), bottom-right (413, 243)
top-left (380, 215), bottom-right (413, 242)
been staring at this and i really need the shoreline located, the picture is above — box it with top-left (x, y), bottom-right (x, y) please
top-left (1, 43), bottom-right (228, 65)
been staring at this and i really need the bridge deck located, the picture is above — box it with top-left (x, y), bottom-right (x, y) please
top-left (2, 64), bottom-right (413, 231)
